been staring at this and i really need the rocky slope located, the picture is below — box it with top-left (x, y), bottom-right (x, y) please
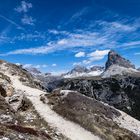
top-left (42, 90), bottom-right (140, 140)
top-left (0, 61), bottom-right (69, 140)
top-left (105, 50), bottom-right (135, 70)
top-left (62, 51), bottom-right (140, 121)
top-left (0, 60), bottom-right (43, 90)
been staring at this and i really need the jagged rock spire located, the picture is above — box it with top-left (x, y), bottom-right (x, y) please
top-left (105, 50), bottom-right (135, 70)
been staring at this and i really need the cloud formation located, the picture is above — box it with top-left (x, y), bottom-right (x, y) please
top-left (86, 49), bottom-right (110, 63)
top-left (15, 1), bottom-right (32, 13)
top-left (23, 63), bottom-right (48, 69)
top-left (1, 18), bottom-right (140, 56)
top-left (75, 52), bottom-right (85, 57)
top-left (15, 1), bottom-right (35, 26)
top-left (21, 15), bottom-right (35, 25)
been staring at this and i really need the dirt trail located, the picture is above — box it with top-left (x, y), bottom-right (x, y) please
top-left (9, 75), bottom-right (100, 140)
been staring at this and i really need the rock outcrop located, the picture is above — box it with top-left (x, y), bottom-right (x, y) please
top-left (67, 65), bottom-right (89, 74)
top-left (90, 66), bottom-right (104, 71)
top-left (105, 50), bottom-right (135, 70)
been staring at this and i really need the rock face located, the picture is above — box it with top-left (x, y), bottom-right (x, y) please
top-left (102, 64), bottom-right (139, 78)
top-left (62, 75), bottom-right (140, 121)
top-left (67, 65), bottom-right (89, 74)
top-left (105, 50), bottom-right (135, 70)
top-left (90, 66), bottom-right (104, 71)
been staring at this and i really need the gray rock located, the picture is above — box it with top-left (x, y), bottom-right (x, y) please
top-left (62, 75), bottom-right (140, 121)
top-left (67, 65), bottom-right (89, 75)
top-left (90, 66), bottom-right (104, 71)
top-left (105, 50), bottom-right (135, 70)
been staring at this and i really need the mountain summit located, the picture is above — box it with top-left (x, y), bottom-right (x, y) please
top-left (105, 50), bottom-right (135, 70)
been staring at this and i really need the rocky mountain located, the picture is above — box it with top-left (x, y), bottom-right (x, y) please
top-left (25, 66), bottom-right (42, 75)
top-left (102, 50), bottom-right (139, 78)
top-left (67, 65), bottom-right (89, 74)
top-left (0, 51), bottom-right (140, 139)
top-left (61, 51), bottom-right (140, 122)
top-left (102, 64), bottom-right (139, 78)
top-left (64, 65), bottom-right (103, 78)
top-left (90, 66), bottom-right (104, 71)
top-left (105, 50), bottom-right (135, 70)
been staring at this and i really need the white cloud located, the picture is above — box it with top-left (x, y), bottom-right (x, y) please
top-left (88, 49), bottom-right (110, 58)
top-left (23, 64), bottom-right (33, 68)
top-left (81, 50), bottom-right (110, 65)
top-left (73, 49), bottom-right (110, 66)
top-left (111, 22), bottom-right (137, 32)
top-left (4, 30), bottom-right (110, 55)
top-left (0, 35), bottom-right (10, 44)
top-left (21, 15), bottom-right (35, 25)
top-left (11, 31), bottom-right (46, 43)
top-left (23, 64), bottom-right (48, 69)
top-left (73, 62), bottom-right (82, 66)
top-left (2, 18), bottom-right (140, 56)
top-left (57, 39), bottom-right (68, 45)
top-left (52, 64), bottom-right (57, 67)
top-left (14, 1), bottom-right (35, 26)
top-left (42, 64), bottom-right (48, 68)
top-left (122, 41), bottom-right (140, 47)
top-left (35, 65), bottom-right (41, 69)
top-left (15, 1), bottom-right (32, 13)
top-left (87, 49), bottom-right (110, 62)
top-left (98, 20), bottom-right (138, 32)
top-left (134, 52), bottom-right (140, 55)
top-left (75, 52), bottom-right (85, 57)
top-left (70, 7), bottom-right (89, 20)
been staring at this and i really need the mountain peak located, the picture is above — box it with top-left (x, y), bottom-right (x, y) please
top-left (70, 65), bottom-right (89, 74)
top-left (105, 50), bottom-right (135, 70)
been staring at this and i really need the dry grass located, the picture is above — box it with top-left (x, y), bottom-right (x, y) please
top-left (47, 91), bottom-right (139, 140)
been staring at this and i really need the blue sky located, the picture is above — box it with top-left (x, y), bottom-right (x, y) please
top-left (0, 0), bottom-right (140, 73)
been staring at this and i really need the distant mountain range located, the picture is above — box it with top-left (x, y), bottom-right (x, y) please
top-left (25, 50), bottom-right (139, 79)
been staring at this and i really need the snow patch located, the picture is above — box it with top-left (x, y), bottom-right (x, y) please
top-left (102, 65), bottom-right (138, 78)
top-left (64, 70), bottom-right (103, 78)
top-left (60, 90), bottom-right (78, 99)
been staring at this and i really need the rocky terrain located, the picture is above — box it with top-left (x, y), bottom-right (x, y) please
top-left (0, 50), bottom-right (140, 140)
top-left (44, 90), bottom-right (140, 140)
top-left (0, 63), bottom-right (68, 140)
top-left (62, 50), bottom-right (140, 121)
